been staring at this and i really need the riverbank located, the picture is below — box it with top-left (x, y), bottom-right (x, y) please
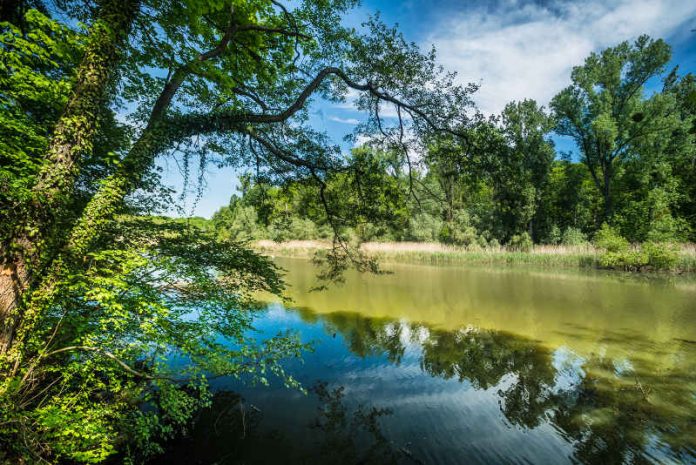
top-left (253, 240), bottom-right (696, 272)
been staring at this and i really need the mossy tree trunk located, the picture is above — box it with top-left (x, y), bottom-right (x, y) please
top-left (0, 0), bottom-right (140, 356)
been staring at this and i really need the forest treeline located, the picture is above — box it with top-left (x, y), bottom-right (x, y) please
top-left (213, 37), bottom-right (696, 257)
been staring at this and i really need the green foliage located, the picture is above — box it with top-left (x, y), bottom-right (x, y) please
top-left (269, 214), bottom-right (321, 242)
top-left (561, 227), bottom-right (588, 246)
top-left (406, 213), bottom-right (442, 242)
top-left (206, 35), bottom-right (696, 256)
top-left (0, 217), bottom-right (304, 462)
top-left (642, 241), bottom-right (680, 270)
top-left (0, 9), bottom-right (82, 203)
top-left (594, 223), bottom-right (629, 252)
top-left (2, 2), bottom-right (484, 459)
top-left (213, 201), bottom-right (265, 241)
top-left (438, 211), bottom-right (479, 246)
top-left (2, 2), bottom-right (696, 462)
top-left (507, 232), bottom-right (533, 253)
top-left (595, 225), bottom-right (679, 270)
top-left (597, 248), bottom-right (645, 270)
top-left (32, 399), bottom-right (119, 463)
top-left (551, 35), bottom-right (685, 223)
top-left (546, 225), bottom-right (562, 245)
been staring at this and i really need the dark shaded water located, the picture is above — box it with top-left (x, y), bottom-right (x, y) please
top-left (155, 259), bottom-right (696, 464)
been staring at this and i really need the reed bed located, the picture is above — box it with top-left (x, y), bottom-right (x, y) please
top-left (676, 243), bottom-right (696, 272)
top-left (254, 240), bottom-right (598, 269)
top-left (253, 240), bottom-right (696, 273)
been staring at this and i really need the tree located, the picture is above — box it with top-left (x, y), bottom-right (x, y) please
top-left (537, 159), bottom-right (600, 239)
top-left (494, 99), bottom-right (555, 241)
top-left (0, 1), bottom-right (475, 461)
top-left (663, 72), bottom-right (696, 239)
top-left (551, 35), bottom-right (678, 223)
top-left (1, 0), bottom-right (138, 354)
top-left (423, 101), bottom-right (555, 244)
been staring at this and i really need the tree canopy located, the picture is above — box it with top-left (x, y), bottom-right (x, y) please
top-left (0, 0), bottom-right (478, 462)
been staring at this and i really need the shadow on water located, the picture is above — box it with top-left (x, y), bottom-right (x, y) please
top-left (153, 305), bottom-right (696, 465)
top-left (151, 381), bottom-right (417, 465)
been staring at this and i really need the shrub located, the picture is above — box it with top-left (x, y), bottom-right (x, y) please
top-left (439, 211), bottom-right (479, 246)
top-left (561, 227), bottom-right (588, 246)
top-left (407, 212), bottom-right (442, 242)
top-left (355, 222), bottom-right (396, 242)
top-left (475, 234), bottom-right (489, 249)
top-left (316, 223), bottom-right (333, 239)
top-left (289, 217), bottom-right (320, 240)
top-left (268, 214), bottom-right (292, 242)
top-left (643, 241), bottom-right (680, 270)
top-left (546, 225), bottom-right (561, 245)
top-left (594, 223), bottom-right (629, 252)
top-left (597, 241), bottom-right (678, 271)
top-left (508, 232), bottom-right (533, 252)
top-left (218, 205), bottom-right (265, 242)
top-left (269, 215), bottom-right (320, 241)
top-left (598, 249), bottom-right (647, 270)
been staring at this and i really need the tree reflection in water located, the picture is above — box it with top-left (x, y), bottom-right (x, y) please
top-left (150, 382), bottom-right (417, 465)
top-left (309, 309), bottom-right (695, 465)
top-left (152, 308), bottom-right (695, 464)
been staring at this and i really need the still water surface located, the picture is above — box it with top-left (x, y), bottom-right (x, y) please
top-left (157, 258), bottom-right (696, 464)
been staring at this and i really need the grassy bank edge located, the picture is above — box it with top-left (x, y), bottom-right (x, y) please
top-left (252, 240), bottom-right (696, 273)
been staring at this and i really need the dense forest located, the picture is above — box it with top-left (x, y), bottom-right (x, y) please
top-left (213, 38), bottom-right (696, 253)
top-left (0, 0), bottom-right (694, 463)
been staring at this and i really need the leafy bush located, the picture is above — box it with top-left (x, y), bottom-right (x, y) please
top-left (407, 213), bottom-right (442, 242)
top-left (645, 213), bottom-right (688, 243)
top-left (214, 205), bottom-right (265, 242)
top-left (355, 222), bottom-right (395, 242)
top-left (621, 186), bottom-right (688, 242)
top-left (546, 225), bottom-right (561, 245)
top-left (598, 249), bottom-right (647, 270)
top-left (466, 242), bottom-right (484, 252)
top-left (269, 215), bottom-right (320, 241)
top-left (561, 227), bottom-right (588, 246)
top-left (0, 218), bottom-right (301, 463)
top-left (598, 241), bottom-right (679, 271)
top-left (594, 223), bottom-right (628, 252)
top-left (643, 241), bottom-right (680, 270)
top-left (316, 223), bottom-right (334, 239)
top-left (507, 232), bottom-right (533, 252)
top-left (439, 211), bottom-right (479, 246)
top-left (475, 234), bottom-right (490, 249)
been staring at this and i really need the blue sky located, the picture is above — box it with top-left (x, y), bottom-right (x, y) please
top-left (163, 0), bottom-right (696, 218)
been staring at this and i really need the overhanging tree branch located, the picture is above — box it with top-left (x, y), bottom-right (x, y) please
top-left (168, 66), bottom-right (469, 141)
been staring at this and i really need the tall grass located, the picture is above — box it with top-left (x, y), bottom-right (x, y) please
top-left (676, 243), bottom-right (696, 272)
top-left (254, 240), bottom-right (597, 269)
top-left (253, 240), bottom-right (696, 273)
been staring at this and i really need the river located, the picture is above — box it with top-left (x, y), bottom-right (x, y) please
top-left (154, 258), bottom-right (696, 464)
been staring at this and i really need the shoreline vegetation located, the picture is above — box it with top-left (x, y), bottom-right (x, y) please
top-left (253, 240), bottom-right (696, 273)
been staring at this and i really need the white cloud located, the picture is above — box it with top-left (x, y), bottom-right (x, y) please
top-left (428, 0), bottom-right (696, 115)
top-left (328, 115), bottom-right (361, 125)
